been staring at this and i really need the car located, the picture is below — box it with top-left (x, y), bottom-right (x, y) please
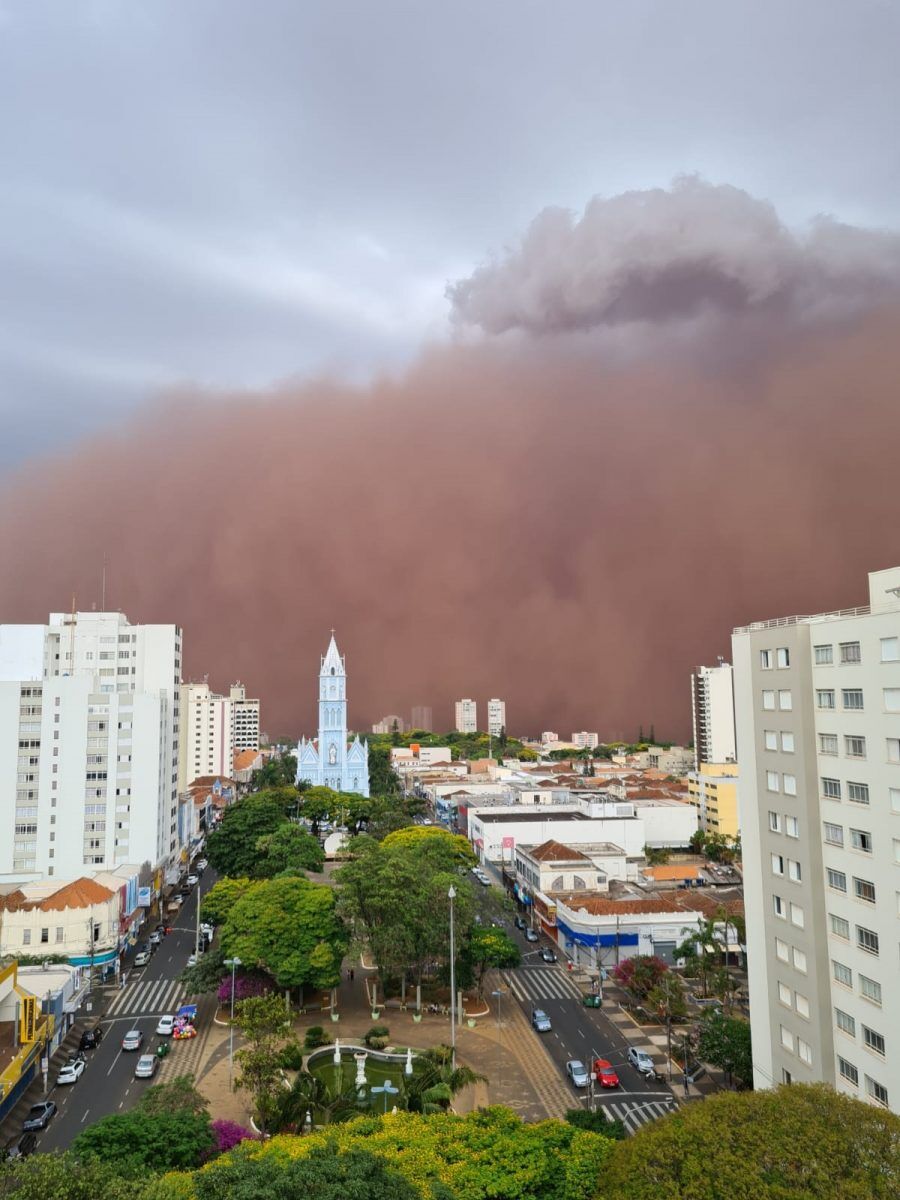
top-left (156, 1014), bottom-right (176, 1036)
top-left (531, 1008), bottom-right (552, 1033)
top-left (627, 1046), bottom-right (656, 1075)
top-left (79, 1025), bottom-right (104, 1051)
top-left (593, 1058), bottom-right (620, 1088)
top-left (186, 873), bottom-right (199, 886)
top-left (2, 1131), bottom-right (36, 1162)
top-left (539, 948), bottom-right (557, 963)
top-left (582, 993), bottom-right (602, 1008)
top-left (195, 858), bottom-right (208, 871)
top-left (514, 915), bottom-right (526, 930)
top-left (524, 929), bottom-right (539, 942)
top-left (22, 1101), bottom-right (57, 1132)
top-left (55, 1056), bottom-right (86, 1086)
top-left (200, 922), bottom-right (215, 938)
top-left (122, 1029), bottom-right (143, 1051)
top-left (476, 874), bottom-right (491, 886)
top-left (134, 1054), bottom-right (159, 1079)
top-left (149, 930), bottom-right (162, 946)
top-left (566, 1060), bottom-right (590, 1088)
top-left (187, 952), bottom-right (202, 967)
top-left (133, 951), bottom-right (151, 967)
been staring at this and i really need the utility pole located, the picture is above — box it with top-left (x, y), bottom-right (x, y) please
top-left (448, 885), bottom-right (457, 1069)
top-left (195, 883), bottom-right (201, 959)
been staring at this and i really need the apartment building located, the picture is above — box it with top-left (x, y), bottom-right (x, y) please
top-left (411, 705), bottom-right (433, 732)
top-left (0, 612), bottom-right (181, 882)
top-left (455, 698), bottom-right (477, 734)
top-left (691, 662), bottom-right (737, 767)
top-left (688, 761), bottom-right (740, 837)
top-left (487, 698), bottom-right (506, 737)
top-left (230, 682), bottom-right (260, 751)
top-left (572, 732), bottom-right (600, 750)
top-left (733, 566), bottom-right (900, 1114)
top-left (372, 714), bottom-right (407, 734)
top-left (178, 680), bottom-right (260, 791)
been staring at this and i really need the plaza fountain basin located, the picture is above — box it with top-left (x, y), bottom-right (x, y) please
top-left (306, 1045), bottom-right (416, 1101)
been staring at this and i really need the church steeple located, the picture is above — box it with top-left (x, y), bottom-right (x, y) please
top-left (297, 633), bottom-right (369, 797)
top-left (321, 632), bottom-right (345, 678)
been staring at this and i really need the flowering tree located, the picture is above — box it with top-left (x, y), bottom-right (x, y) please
top-left (210, 1118), bottom-right (257, 1153)
top-left (217, 972), bottom-right (272, 1005)
top-left (612, 955), bottom-right (669, 1001)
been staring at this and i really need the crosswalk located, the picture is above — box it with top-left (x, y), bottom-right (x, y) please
top-left (104, 977), bottom-right (189, 1018)
top-left (593, 1098), bottom-right (677, 1134)
top-left (502, 966), bottom-right (584, 1004)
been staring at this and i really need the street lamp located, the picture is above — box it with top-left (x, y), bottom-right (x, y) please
top-left (225, 956), bottom-right (242, 1090)
top-left (371, 1082), bottom-right (400, 1114)
top-left (491, 988), bottom-right (506, 1098)
top-left (448, 885), bottom-right (457, 1069)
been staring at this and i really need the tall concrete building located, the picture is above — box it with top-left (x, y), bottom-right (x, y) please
top-left (411, 705), bottom-right (433, 732)
top-left (455, 698), bottom-right (477, 734)
top-left (372, 715), bottom-right (407, 735)
top-left (691, 662), bottom-right (736, 768)
top-left (487, 698), bottom-right (506, 737)
top-left (733, 566), bottom-right (900, 1113)
top-left (572, 731), bottom-right (600, 750)
top-left (0, 612), bottom-right (181, 882)
top-left (178, 680), bottom-right (261, 791)
top-left (230, 682), bottom-right (260, 752)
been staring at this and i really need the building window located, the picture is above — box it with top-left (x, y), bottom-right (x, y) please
top-left (888, 739), bottom-right (900, 764)
top-left (777, 647), bottom-right (790, 668)
top-left (827, 868), bottom-right (847, 892)
top-left (856, 926), bottom-right (879, 956)
top-left (775, 938), bottom-right (789, 962)
top-left (853, 878), bottom-right (876, 904)
top-left (22, 929), bottom-right (31, 945)
top-left (780, 1026), bottom-right (794, 1051)
top-left (785, 814), bottom-right (799, 837)
top-left (863, 1028), bottom-right (885, 1057)
top-left (883, 688), bottom-right (900, 713)
top-left (835, 1008), bottom-right (856, 1036)
top-left (847, 782), bottom-right (869, 805)
top-left (781, 731), bottom-right (795, 753)
top-left (850, 828), bottom-right (873, 853)
top-left (815, 644), bottom-right (834, 665)
top-left (840, 642), bottom-right (861, 664)
top-left (771, 853), bottom-right (785, 876)
top-left (762, 690), bottom-right (776, 710)
top-left (769, 810), bottom-right (782, 833)
top-left (860, 975), bottom-right (882, 1006)
top-left (793, 948), bottom-right (807, 973)
top-left (797, 1039), bottom-right (812, 1065)
top-left (845, 736), bottom-right (866, 759)
top-left (761, 650), bottom-right (773, 669)
top-left (55, 927), bottom-right (63, 943)
top-left (824, 822), bottom-right (843, 846)
top-left (779, 690), bottom-right (793, 711)
top-left (40, 928), bottom-right (48, 943)
top-left (790, 902), bottom-right (804, 928)
top-left (788, 859), bottom-right (802, 882)
top-left (773, 895), bottom-right (786, 918)
top-left (819, 733), bottom-right (838, 756)
top-left (778, 981), bottom-right (792, 1006)
top-left (833, 960), bottom-right (852, 987)
top-left (838, 1057), bottom-right (859, 1086)
top-left (842, 689), bottom-right (864, 710)
top-left (880, 637), bottom-right (899, 662)
top-left (767, 771), bottom-right (780, 792)
top-left (830, 913), bottom-right (850, 939)
top-left (816, 689), bottom-right (835, 710)
top-left (784, 775), bottom-right (798, 798)
top-left (795, 992), bottom-right (809, 1019)
top-left (764, 730), bottom-right (778, 750)
top-left (865, 1077), bottom-right (888, 1108)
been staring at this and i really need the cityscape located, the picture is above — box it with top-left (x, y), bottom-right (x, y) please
top-left (1, 4), bottom-right (899, 1199)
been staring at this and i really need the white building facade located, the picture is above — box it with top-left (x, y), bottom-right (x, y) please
top-left (230, 682), bottom-right (260, 752)
top-left (297, 636), bottom-right (369, 796)
top-left (487, 698), bottom-right (506, 737)
top-left (0, 612), bottom-right (181, 882)
top-left (733, 566), bottom-right (900, 1114)
top-left (691, 662), bottom-right (737, 767)
top-left (178, 680), bottom-right (260, 791)
top-left (455, 698), bottom-right (477, 733)
top-left (572, 732), bottom-right (600, 750)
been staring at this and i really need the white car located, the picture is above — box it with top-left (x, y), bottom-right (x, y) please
top-left (56, 1057), bottom-right (86, 1086)
top-left (134, 1054), bottom-right (159, 1079)
top-left (566, 1059), bottom-right (590, 1088)
top-left (122, 1030), bottom-right (143, 1052)
top-left (627, 1047), bottom-right (656, 1075)
top-left (195, 858), bottom-right (208, 871)
top-left (156, 1015), bottom-right (175, 1036)
top-left (186, 874), bottom-right (199, 887)
top-left (187, 952), bottom-right (202, 967)
top-left (200, 923), bottom-right (215, 938)
top-left (133, 951), bottom-right (151, 967)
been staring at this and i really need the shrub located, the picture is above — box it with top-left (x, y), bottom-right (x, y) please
top-left (364, 1024), bottom-right (390, 1049)
top-left (303, 1026), bottom-right (331, 1050)
top-left (216, 972), bottom-right (272, 1005)
top-left (280, 1039), bottom-right (305, 1068)
top-left (209, 1118), bottom-right (257, 1154)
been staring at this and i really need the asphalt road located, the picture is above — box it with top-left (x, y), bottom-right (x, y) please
top-left (34, 869), bottom-right (216, 1153)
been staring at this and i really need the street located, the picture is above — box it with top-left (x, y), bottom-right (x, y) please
top-left (34, 872), bottom-right (217, 1154)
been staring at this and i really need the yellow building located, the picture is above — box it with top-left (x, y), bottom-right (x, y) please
top-left (687, 761), bottom-right (740, 838)
top-left (0, 959), bottom-right (54, 1123)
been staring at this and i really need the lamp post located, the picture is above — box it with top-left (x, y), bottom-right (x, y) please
top-left (225, 956), bottom-right (242, 1090)
top-left (448, 885), bottom-right (457, 1069)
top-left (371, 1082), bottom-right (399, 1114)
top-left (491, 987), bottom-right (506, 1098)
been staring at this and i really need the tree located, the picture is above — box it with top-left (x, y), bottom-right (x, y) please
top-left (400, 1045), bottom-right (484, 1113)
top-left (139, 1074), bottom-right (209, 1118)
top-left (461, 926), bottom-right (521, 997)
top-left (643, 845), bottom-right (670, 866)
top-left (612, 955), bottom-right (668, 1001)
top-left (297, 785), bottom-right (339, 835)
top-left (233, 993), bottom-right (294, 1137)
top-left (71, 1107), bottom-right (214, 1173)
top-left (250, 753), bottom-right (298, 789)
top-left (191, 1144), bottom-right (423, 1200)
top-left (565, 1108), bottom-right (626, 1139)
top-left (179, 946), bottom-right (227, 995)
top-left (380, 824), bottom-right (475, 866)
top-left (697, 1011), bottom-right (753, 1085)
top-left (368, 746), bottom-right (401, 797)
top-left (199, 877), bottom-right (258, 927)
top-left (0, 1153), bottom-right (135, 1199)
top-left (645, 973), bottom-right (688, 1078)
top-left (688, 829), bottom-right (707, 855)
top-left (221, 875), bottom-right (347, 994)
top-left (205, 790), bottom-right (295, 877)
top-left (597, 1083), bottom-right (900, 1199)
top-left (254, 822), bottom-right (325, 876)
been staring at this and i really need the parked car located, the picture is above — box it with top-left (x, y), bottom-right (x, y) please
top-left (149, 930), bottom-right (162, 946)
top-left (187, 951), bottom-right (202, 968)
top-left (566, 1060), bottom-right (590, 1088)
top-left (582, 993), bottom-right (602, 1008)
top-left (514, 915), bottom-right (526, 931)
top-left (2, 1132), bottom-right (36, 1161)
top-left (195, 858), bottom-right (208, 871)
top-left (627, 1046), bottom-right (656, 1075)
top-left (79, 1025), bottom-right (104, 1051)
top-left (134, 1054), bottom-right (159, 1079)
top-left (121, 1029), bottom-right (143, 1052)
top-left (22, 1102), bottom-right (57, 1132)
top-left (524, 929), bottom-right (539, 942)
top-left (539, 947), bottom-right (557, 963)
top-left (531, 1008), bottom-right (552, 1033)
top-left (156, 1014), bottom-right (175, 1036)
top-left (134, 951), bottom-right (151, 967)
top-left (593, 1058), bottom-right (620, 1088)
top-left (186, 873), bottom-right (199, 887)
top-left (56, 1056), bottom-right (86, 1086)
top-left (200, 922), bottom-right (215, 938)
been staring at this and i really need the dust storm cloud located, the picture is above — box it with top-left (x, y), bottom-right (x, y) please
top-left (1, 310), bottom-right (900, 740)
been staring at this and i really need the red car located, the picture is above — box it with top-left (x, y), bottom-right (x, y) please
top-left (593, 1058), bottom-right (620, 1088)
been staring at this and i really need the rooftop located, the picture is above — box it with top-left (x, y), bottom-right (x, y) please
top-left (555, 895), bottom-right (683, 916)
top-left (523, 839), bottom-right (592, 863)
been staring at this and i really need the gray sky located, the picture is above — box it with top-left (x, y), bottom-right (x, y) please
top-left (1, 0), bottom-right (898, 467)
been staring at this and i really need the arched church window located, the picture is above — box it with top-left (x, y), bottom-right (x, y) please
top-left (551, 875), bottom-right (564, 891)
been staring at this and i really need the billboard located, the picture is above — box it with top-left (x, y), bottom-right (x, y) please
top-left (137, 886), bottom-right (152, 907)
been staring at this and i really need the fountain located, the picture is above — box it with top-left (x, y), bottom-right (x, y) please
top-left (333, 1038), bottom-right (341, 1066)
top-left (354, 1051), bottom-right (368, 1089)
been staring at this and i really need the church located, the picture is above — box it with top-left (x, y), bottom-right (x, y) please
top-left (296, 634), bottom-right (370, 796)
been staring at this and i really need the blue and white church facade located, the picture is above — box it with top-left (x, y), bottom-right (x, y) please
top-left (296, 635), bottom-right (370, 796)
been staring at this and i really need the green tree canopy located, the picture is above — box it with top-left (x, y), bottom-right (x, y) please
top-left (380, 824), bottom-right (475, 867)
top-left (205, 789), bottom-right (296, 877)
top-left (461, 926), bottom-right (521, 996)
top-left (250, 753), bottom-right (298, 789)
top-left (199, 878), bottom-right (258, 927)
top-left (697, 1011), bottom-right (753, 1084)
top-left (138, 1075), bottom-right (209, 1119)
top-left (0, 1153), bottom-right (136, 1199)
top-left (598, 1083), bottom-right (900, 1199)
top-left (179, 947), bottom-right (227, 995)
top-left (221, 874), bottom-right (347, 991)
top-left (71, 1108), bottom-right (214, 1174)
top-left (254, 823), bottom-right (325, 876)
top-left (191, 1144), bottom-right (422, 1200)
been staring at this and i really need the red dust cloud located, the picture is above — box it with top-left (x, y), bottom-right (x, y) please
top-left (1, 308), bottom-right (900, 741)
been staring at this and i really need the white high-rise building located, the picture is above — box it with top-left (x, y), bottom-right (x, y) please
top-left (0, 612), bottom-right (181, 882)
top-left (230, 682), bottom-right (260, 752)
top-left (455, 698), bottom-right (477, 734)
top-left (178, 679), bottom-right (261, 790)
top-left (487, 698), bottom-right (506, 737)
top-left (733, 566), bottom-right (900, 1114)
top-left (691, 662), bottom-right (736, 768)
top-left (572, 732), bottom-right (600, 750)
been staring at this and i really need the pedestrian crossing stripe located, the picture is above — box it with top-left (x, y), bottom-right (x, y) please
top-left (501, 967), bottom-right (585, 1004)
top-left (104, 978), bottom-right (188, 1017)
top-left (595, 1099), bottom-right (677, 1134)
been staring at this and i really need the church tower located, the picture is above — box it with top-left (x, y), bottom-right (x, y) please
top-left (296, 634), bottom-right (370, 796)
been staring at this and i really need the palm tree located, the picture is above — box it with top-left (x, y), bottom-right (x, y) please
top-left (401, 1045), bottom-right (485, 1113)
top-left (273, 1069), bottom-right (361, 1131)
top-left (646, 973), bottom-right (688, 1080)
